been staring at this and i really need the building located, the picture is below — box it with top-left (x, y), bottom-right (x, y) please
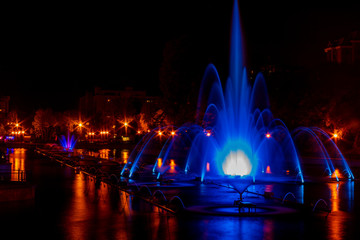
top-left (0, 96), bottom-right (10, 120)
top-left (79, 87), bottom-right (160, 120)
top-left (324, 31), bottom-right (360, 64)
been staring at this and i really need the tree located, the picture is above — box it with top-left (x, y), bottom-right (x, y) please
top-left (290, 64), bottom-right (360, 153)
top-left (32, 109), bottom-right (59, 141)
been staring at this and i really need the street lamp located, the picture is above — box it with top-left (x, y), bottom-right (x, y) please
top-left (332, 129), bottom-right (342, 143)
top-left (123, 122), bottom-right (129, 135)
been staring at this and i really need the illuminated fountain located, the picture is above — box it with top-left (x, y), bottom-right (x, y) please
top-left (121, 0), bottom-right (354, 183)
top-left (59, 133), bottom-right (77, 151)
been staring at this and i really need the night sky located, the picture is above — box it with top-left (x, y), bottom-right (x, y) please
top-left (1, 1), bottom-right (359, 112)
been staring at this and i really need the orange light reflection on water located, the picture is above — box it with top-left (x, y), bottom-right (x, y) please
top-left (326, 182), bottom-right (350, 240)
top-left (121, 149), bottom-right (129, 164)
top-left (64, 173), bottom-right (113, 239)
top-left (328, 183), bottom-right (340, 212)
top-left (8, 148), bottom-right (26, 181)
top-left (99, 149), bottom-right (110, 159)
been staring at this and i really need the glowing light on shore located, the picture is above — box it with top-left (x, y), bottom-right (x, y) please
top-left (157, 158), bottom-right (162, 168)
top-left (332, 168), bottom-right (342, 179)
top-left (169, 159), bottom-right (176, 173)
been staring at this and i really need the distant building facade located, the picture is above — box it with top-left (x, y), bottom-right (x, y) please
top-left (324, 31), bottom-right (360, 64)
top-left (0, 96), bottom-right (10, 120)
top-left (79, 87), bottom-right (160, 119)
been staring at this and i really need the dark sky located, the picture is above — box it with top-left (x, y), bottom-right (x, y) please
top-left (1, 1), bottom-right (359, 112)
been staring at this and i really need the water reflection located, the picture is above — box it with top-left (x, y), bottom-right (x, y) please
top-left (56, 171), bottom-right (357, 240)
top-left (121, 149), bottom-right (129, 164)
top-left (99, 149), bottom-right (110, 159)
top-left (3, 148), bottom-right (359, 240)
top-left (8, 148), bottom-right (26, 181)
top-left (60, 171), bottom-right (178, 239)
top-left (346, 181), bottom-right (354, 211)
top-left (327, 182), bottom-right (354, 212)
top-left (328, 183), bottom-right (340, 212)
top-left (75, 148), bottom-right (129, 164)
top-left (263, 219), bottom-right (274, 240)
top-left (325, 182), bottom-right (354, 240)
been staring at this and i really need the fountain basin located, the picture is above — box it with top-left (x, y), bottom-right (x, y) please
top-left (185, 204), bottom-right (298, 216)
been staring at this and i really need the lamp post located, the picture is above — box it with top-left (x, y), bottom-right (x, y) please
top-left (124, 122), bottom-right (128, 136)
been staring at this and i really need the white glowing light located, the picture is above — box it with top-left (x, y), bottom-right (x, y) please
top-left (222, 150), bottom-right (252, 176)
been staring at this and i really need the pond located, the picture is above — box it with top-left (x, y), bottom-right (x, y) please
top-left (1, 148), bottom-right (359, 240)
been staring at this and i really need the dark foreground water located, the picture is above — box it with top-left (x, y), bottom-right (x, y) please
top-left (1, 148), bottom-right (360, 240)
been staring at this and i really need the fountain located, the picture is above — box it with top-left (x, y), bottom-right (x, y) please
top-left (121, 0), bottom-right (354, 184)
top-left (59, 132), bottom-right (77, 152)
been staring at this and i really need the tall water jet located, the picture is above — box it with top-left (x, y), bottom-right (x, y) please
top-left (188, 0), bottom-right (293, 182)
